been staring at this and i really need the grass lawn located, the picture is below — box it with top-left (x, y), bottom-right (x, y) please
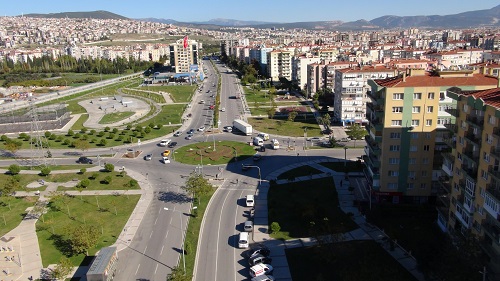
top-left (98, 111), bottom-right (135, 124)
top-left (0, 164), bottom-right (96, 171)
top-left (145, 85), bottom-right (197, 103)
top-left (36, 194), bottom-right (140, 267)
top-left (319, 161), bottom-right (365, 174)
top-left (174, 141), bottom-right (256, 165)
top-left (243, 88), bottom-right (274, 103)
top-left (70, 114), bottom-right (89, 131)
top-left (247, 117), bottom-right (322, 137)
top-left (0, 196), bottom-right (38, 237)
top-left (182, 187), bottom-right (215, 278)
top-left (276, 165), bottom-right (323, 180)
top-left (121, 88), bottom-right (166, 103)
top-left (268, 177), bottom-right (357, 240)
top-left (154, 104), bottom-right (186, 125)
top-left (286, 240), bottom-right (417, 281)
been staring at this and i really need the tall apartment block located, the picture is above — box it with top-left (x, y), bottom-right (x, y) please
top-left (266, 50), bottom-right (293, 81)
top-left (441, 86), bottom-right (500, 277)
top-left (169, 38), bottom-right (199, 74)
top-left (365, 69), bottom-right (498, 205)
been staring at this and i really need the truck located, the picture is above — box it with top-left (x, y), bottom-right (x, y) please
top-left (253, 137), bottom-right (264, 146)
top-left (271, 139), bottom-right (280, 150)
top-left (233, 119), bottom-right (253, 135)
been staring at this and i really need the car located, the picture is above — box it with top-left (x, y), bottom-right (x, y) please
top-left (251, 275), bottom-right (275, 281)
top-left (249, 264), bottom-right (273, 277)
top-left (308, 137), bottom-right (321, 142)
top-left (199, 100), bottom-right (205, 104)
top-left (244, 220), bottom-right (254, 232)
top-left (76, 157), bottom-right (93, 164)
top-left (168, 142), bottom-right (177, 148)
top-left (185, 134), bottom-right (193, 140)
top-left (248, 253), bottom-right (272, 267)
top-left (220, 107), bottom-right (226, 112)
top-left (174, 131), bottom-right (182, 137)
top-left (159, 139), bottom-right (171, 147)
top-left (198, 126), bottom-right (206, 132)
top-left (162, 150), bottom-right (171, 157)
top-left (224, 126), bottom-right (233, 132)
top-left (253, 154), bottom-right (262, 161)
top-left (162, 157), bottom-right (171, 164)
top-left (340, 137), bottom-right (351, 142)
top-left (209, 105), bottom-right (215, 110)
top-left (248, 246), bottom-right (271, 258)
top-left (187, 129), bottom-right (195, 134)
top-left (144, 154), bottom-right (152, 161)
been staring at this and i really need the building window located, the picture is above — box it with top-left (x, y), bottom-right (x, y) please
top-left (422, 158), bottom-right (429, 164)
top-left (421, 170), bottom-right (428, 177)
top-left (391, 120), bottom-right (402, 126)
top-left (408, 171), bottom-right (416, 178)
top-left (411, 133), bottom-right (418, 139)
top-left (483, 152), bottom-right (490, 163)
top-left (486, 134), bottom-right (493, 144)
top-left (481, 170), bottom-right (488, 180)
top-left (389, 145), bottom-right (400, 151)
top-left (412, 106), bottom-right (421, 113)
top-left (389, 158), bottom-right (400, 164)
top-left (427, 106), bottom-right (433, 113)
top-left (393, 93), bottom-right (404, 100)
top-left (461, 120), bottom-right (467, 129)
top-left (426, 119), bottom-right (432, 126)
top-left (459, 137), bottom-right (464, 145)
top-left (392, 107), bottom-right (403, 113)
top-left (388, 170), bottom-right (399, 177)
top-left (423, 145), bottom-right (430, 151)
top-left (428, 92), bottom-right (434, 99)
top-left (390, 132), bottom-right (401, 139)
top-left (425, 133), bottom-right (431, 139)
top-left (409, 158), bottom-right (416, 164)
top-left (440, 91), bottom-right (446, 100)
top-left (410, 145), bottom-right (418, 152)
top-left (411, 120), bottom-right (420, 127)
top-left (413, 93), bottom-right (422, 99)
top-left (463, 104), bottom-right (468, 112)
top-left (407, 183), bottom-right (414, 189)
top-left (388, 183), bottom-right (398, 189)
top-left (489, 115), bottom-right (496, 125)
top-left (420, 183), bottom-right (427, 189)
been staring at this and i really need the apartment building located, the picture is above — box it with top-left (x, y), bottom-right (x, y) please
top-left (365, 69), bottom-right (498, 204)
top-left (249, 45), bottom-right (274, 76)
top-left (439, 86), bottom-right (500, 277)
top-left (292, 54), bottom-right (321, 90)
top-left (266, 49), bottom-right (293, 81)
top-left (169, 38), bottom-right (199, 74)
top-left (334, 65), bottom-right (396, 125)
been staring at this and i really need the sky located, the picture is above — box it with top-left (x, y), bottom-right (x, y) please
top-left (2, 0), bottom-right (500, 23)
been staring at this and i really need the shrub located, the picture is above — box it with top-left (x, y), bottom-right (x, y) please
top-left (99, 139), bottom-right (107, 146)
top-left (67, 129), bottom-right (74, 136)
top-left (271, 222), bottom-right (281, 233)
top-left (80, 168), bottom-right (87, 174)
top-left (19, 133), bottom-right (28, 139)
top-left (44, 131), bottom-right (51, 138)
top-left (116, 135), bottom-right (123, 141)
top-left (97, 131), bottom-right (105, 137)
top-left (56, 136), bottom-right (64, 142)
top-left (63, 139), bottom-right (71, 145)
top-left (103, 175), bottom-right (113, 184)
top-left (91, 173), bottom-right (99, 180)
top-left (126, 124), bottom-right (132, 130)
top-left (104, 126), bottom-right (110, 132)
top-left (148, 122), bottom-right (155, 129)
top-left (80, 128), bottom-right (87, 134)
top-left (107, 133), bottom-right (115, 139)
top-left (89, 129), bottom-right (96, 135)
top-left (40, 167), bottom-right (51, 176)
top-left (144, 127), bottom-right (151, 134)
top-left (91, 138), bottom-right (97, 143)
top-left (74, 133), bottom-right (82, 139)
top-left (79, 179), bottom-right (90, 188)
top-left (1, 135), bottom-right (8, 142)
top-left (135, 125), bottom-right (143, 132)
top-left (8, 164), bottom-right (21, 175)
top-left (128, 179), bottom-right (138, 187)
top-left (49, 134), bottom-right (57, 140)
top-left (112, 128), bottom-right (119, 134)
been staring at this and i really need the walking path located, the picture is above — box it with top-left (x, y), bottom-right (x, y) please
top-left (252, 158), bottom-right (426, 281)
top-left (0, 165), bottom-right (152, 281)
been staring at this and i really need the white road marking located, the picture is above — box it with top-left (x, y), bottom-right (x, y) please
top-left (154, 217), bottom-right (158, 225)
top-left (161, 245), bottom-right (164, 255)
top-left (215, 182), bottom-right (233, 281)
top-left (150, 231), bottom-right (153, 238)
top-left (135, 264), bottom-right (140, 275)
top-left (143, 246), bottom-right (147, 254)
top-left (234, 189), bottom-right (244, 281)
top-left (165, 229), bottom-right (169, 239)
top-left (155, 263), bottom-right (159, 275)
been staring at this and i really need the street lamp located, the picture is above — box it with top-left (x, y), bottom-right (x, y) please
top-left (164, 207), bottom-right (186, 274)
top-left (245, 165), bottom-right (261, 185)
top-left (344, 146), bottom-right (348, 167)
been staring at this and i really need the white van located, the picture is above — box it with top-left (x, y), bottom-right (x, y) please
top-left (159, 139), bottom-right (171, 147)
top-left (246, 195), bottom-right (255, 207)
top-left (257, 133), bottom-right (269, 141)
top-left (238, 232), bottom-right (249, 248)
top-left (253, 137), bottom-right (264, 146)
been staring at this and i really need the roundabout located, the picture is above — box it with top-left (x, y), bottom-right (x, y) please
top-left (174, 140), bottom-right (256, 165)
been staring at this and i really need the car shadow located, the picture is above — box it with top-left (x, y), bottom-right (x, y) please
top-left (227, 234), bottom-right (238, 248)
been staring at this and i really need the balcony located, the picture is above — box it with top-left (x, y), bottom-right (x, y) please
top-left (482, 221), bottom-right (500, 246)
top-left (461, 164), bottom-right (478, 179)
top-left (464, 132), bottom-right (482, 146)
top-left (486, 183), bottom-right (500, 202)
top-left (445, 108), bottom-right (460, 117)
top-left (443, 137), bottom-right (457, 148)
top-left (466, 115), bottom-right (484, 127)
top-left (365, 154), bottom-right (380, 168)
top-left (462, 147), bottom-right (479, 163)
top-left (488, 166), bottom-right (500, 181)
top-left (442, 152), bottom-right (455, 164)
top-left (443, 123), bottom-right (458, 133)
top-left (365, 137), bottom-right (381, 156)
top-left (493, 127), bottom-right (500, 139)
top-left (491, 146), bottom-right (500, 159)
top-left (367, 91), bottom-right (383, 103)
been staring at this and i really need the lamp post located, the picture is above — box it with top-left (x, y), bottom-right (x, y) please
top-left (344, 146), bottom-right (348, 167)
top-left (164, 208), bottom-right (186, 274)
top-left (245, 165), bottom-right (261, 185)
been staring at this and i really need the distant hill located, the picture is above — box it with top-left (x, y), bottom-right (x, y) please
top-left (137, 18), bottom-right (179, 25)
top-left (194, 18), bottom-right (273, 27)
top-left (21, 10), bottom-right (128, 20)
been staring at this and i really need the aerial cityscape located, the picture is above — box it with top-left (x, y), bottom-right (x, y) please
top-left (1, 3), bottom-right (500, 281)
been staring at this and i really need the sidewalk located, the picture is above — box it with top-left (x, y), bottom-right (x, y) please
top-left (252, 158), bottom-right (426, 281)
top-left (0, 165), bottom-right (152, 281)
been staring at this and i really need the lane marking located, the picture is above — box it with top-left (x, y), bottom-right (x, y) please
top-left (154, 217), bottom-right (158, 225)
top-left (143, 246), bottom-right (147, 254)
top-left (161, 245), bottom-right (164, 256)
top-left (135, 264), bottom-right (140, 275)
top-left (215, 182), bottom-right (232, 281)
top-left (234, 189), bottom-right (244, 281)
top-left (155, 264), bottom-right (159, 275)
top-left (150, 231), bottom-right (153, 239)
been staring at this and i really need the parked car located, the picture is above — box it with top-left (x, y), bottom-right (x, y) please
top-left (224, 126), bottom-right (233, 132)
top-left (77, 157), bottom-right (93, 164)
top-left (251, 275), bottom-right (275, 281)
top-left (340, 137), bottom-right (351, 142)
top-left (159, 139), bottom-right (171, 147)
top-left (220, 107), bottom-right (226, 112)
top-left (144, 154), bottom-right (152, 161)
top-left (249, 264), bottom-right (273, 277)
top-left (248, 253), bottom-right (272, 267)
top-left (244, 220), bottom-right (254, 232)
top-left (248, 246), bottom-right (271, 258)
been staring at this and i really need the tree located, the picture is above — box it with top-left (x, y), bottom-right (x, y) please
top-left (7, 164), bottom-right (21, 175)
top-left (51, 256), bottom-right (73, 280)
top-left (4, 139), bottom-right (22, 155)
top-left (271, 222), bottom-right (281, 233)
top-left (73, 139), bottom-right (90, 153)
top-left (103, 175), bottom-right (113, 184)
top-left (80, 168), bottom-right (87, 175)
top-left (40, 166), bottom-right (51, 176)
top-left (288, 110), bottom-right (298, 122)
top-left (267, 108), bottom-right (276, 119)
top-left (166, 266), bottom-right (191, 281)
top-left (345, 124), bottom-right (367, 148)
top-left (104, 163), bottom-right (115, 172)
top-left (68, 224), bottom-right (100, 255)
top-left (181, 172), bottom-right (214, 204)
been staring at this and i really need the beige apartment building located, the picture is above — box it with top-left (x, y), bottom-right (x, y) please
top-left (365, 69), bottom-right (498, 205)
top-left (169, 38), bottom-right (199, 74)
top-left (266, 50), bottom-right (293, 81)
top-left (440, 86), bottom-right (500, 277)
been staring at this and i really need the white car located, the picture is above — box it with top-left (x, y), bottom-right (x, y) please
top-left (249, 264), bottom-right (273, 277)
top-left (159, 139), bottom-right (171, 147)
top-left (220, 107), bottom-right (226, 112)
top-left (162, 157), bottom-right (171, 164)
top-left (198, 126), bottom-right (206, 132)
top-left (174, 131), bottom-right (182, 137)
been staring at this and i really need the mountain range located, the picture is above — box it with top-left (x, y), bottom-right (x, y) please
top-left (20, 5), bottom-right (500, 30)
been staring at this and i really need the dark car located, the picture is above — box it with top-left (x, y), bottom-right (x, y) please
top-left (187, 129), bottom-right (195, 134)
top-left (248, 253), bottom-right (272, 266)
top-left (248, 246), bottom-right (271, 258)
top-left (77, 157), bottom-right (93, 164)
top-left (144, 154), bottom-right (152, 161)
top-left (168, 142), bottom-right (178, 148)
